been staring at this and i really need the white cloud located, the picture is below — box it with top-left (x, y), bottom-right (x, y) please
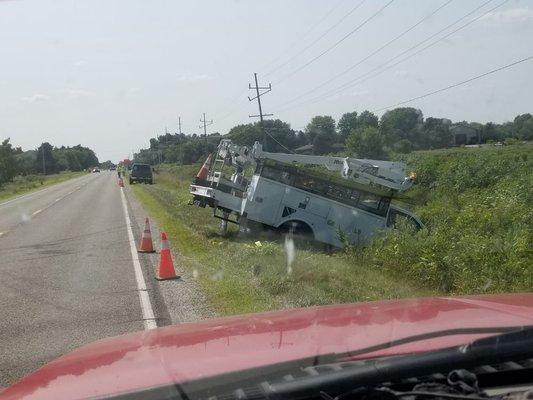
top-left (480, 7), bottom-right (533, 26)
top-left (21, 94), bottom-right (50, 103)
top-left (176, 72), bottom-right (214, 83)
top-left (73, 60), bottom-right (88, 67)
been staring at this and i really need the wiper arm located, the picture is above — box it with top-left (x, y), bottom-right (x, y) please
top-left (266, 327), bottom-right (533, 400)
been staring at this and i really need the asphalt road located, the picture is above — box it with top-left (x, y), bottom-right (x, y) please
top-left (0, 172), bottom-right (159, 386)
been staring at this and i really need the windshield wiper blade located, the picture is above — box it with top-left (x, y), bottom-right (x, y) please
top-left (265, 327), bottom-right (533, 400)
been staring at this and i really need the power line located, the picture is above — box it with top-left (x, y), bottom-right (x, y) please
top-left (263, 0), bottom-right (365, 78)
top-left (372, 55), bottom-right (533, 112)
top-left (274, 0), bottom-right (395, 85)
top-left (275, 0), bottom-right (502, 113)
top-left (211, 1), bottom-right (354, 126)
top-left (272, 0), bottom-right (453, 110)
top-left (330, 0), bottom-right (506, 100)
top-left (260, 0), bottom-right (347, 75)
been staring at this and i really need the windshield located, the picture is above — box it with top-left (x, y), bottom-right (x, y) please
top-left (0, 0), bottom-right (531, 398)
top-left (132, 164), bottom-right (151, 173)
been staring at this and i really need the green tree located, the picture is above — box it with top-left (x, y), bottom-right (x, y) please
top-left (0, 138), bottom-right (19, 184)
top-left (312, 132), bottom-right (334, 155)
top-left (262, 119), bottom-right (297, 152)
top-left (422, 117), bottom-right (452, 148)
top-left (346, 127), bottom-right (387, 159)
top-left (100, 160), bottom-right (115, 169)
top-left (482, 122), bottom-right (500, 142)
top-left (34, 142), bottom-right (58, 174)
top-left (227, 119), bottom-right (296, 152)
top-left (15, 150), bottom-right (36, 175)
top-left (357, 110), bottom-right (379, 129)
top-left (514, 113), bottom-right (533, 140)
top-left (305, 115), bottom-right (337, 144)
top-left (337, 111), bottom-right (358, 141)
top-left (379, 107), bottom-right (423, 146)
top-left (227, 123), bottom-right (262, 146)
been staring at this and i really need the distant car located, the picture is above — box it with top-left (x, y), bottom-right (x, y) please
top-left (109, 166), bottom-right (116, 171)
top-left (129, 163), bottom-right (153, 184)
top-left (92, 167), bottom-right (100, 173)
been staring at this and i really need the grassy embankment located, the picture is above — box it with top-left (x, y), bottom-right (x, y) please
top-left (131, 144), bottom-right (532, 316)
top-left (0, 171), bottom-right (86, 202)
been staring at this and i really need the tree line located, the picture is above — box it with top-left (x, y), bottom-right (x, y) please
top-left (135, 107), bottom-right (532, 165)
top-left (0, 139), bottom-right (99, 186)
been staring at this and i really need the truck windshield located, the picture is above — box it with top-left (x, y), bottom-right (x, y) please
top-left (133, 165), bottom-right (151, 174)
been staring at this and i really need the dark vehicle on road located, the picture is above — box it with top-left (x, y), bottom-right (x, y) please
top-left (92, 167), bottom-right (100, 173)
top-left (129, 163), bottom-right (153, 184)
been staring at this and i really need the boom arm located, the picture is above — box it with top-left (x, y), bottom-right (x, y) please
top-left (214, 140), bottom-right (413, 192)
top-left (252, 142), bottom-right (413, 192)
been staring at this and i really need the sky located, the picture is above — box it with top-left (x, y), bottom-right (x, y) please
top-left (1, 0), bottom-right (532, 162)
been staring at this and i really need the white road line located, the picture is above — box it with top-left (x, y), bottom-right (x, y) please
top-left (119, 187), bottom-right (157, 330)
top-left (55, 198), bottom-right (62, 202)
top-left (0, 232), bottom-right (5, 237)
top-left (31, 209), bottom-right (43, 216)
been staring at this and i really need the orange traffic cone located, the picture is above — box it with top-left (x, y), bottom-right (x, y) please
top-left (156, 232), bottom-right (180, 281)
top-left (118, 177), bottom-right (124, 187)
top-left (138, 218), bottom-right (155, 253)
top-left (196, 154), bottom-right (212, 181)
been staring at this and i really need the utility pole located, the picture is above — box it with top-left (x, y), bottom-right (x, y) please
top-left (41, 146), bottom-right (46, 175)
top-left (248, 72), bottom-right (273, 149)
top-left (199, 113), bottom-right (213, 145)
top-left (178, 116), bottom-right (182, 135)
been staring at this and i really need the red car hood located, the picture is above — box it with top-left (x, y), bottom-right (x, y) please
top-left (2, 294), bottom-right (533, 399)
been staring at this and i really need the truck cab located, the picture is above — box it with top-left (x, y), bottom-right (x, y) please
top-left (129, 163), bottom-right (153, 184)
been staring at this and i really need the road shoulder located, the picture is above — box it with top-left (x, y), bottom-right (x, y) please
top-left (123, 183), bottom-right (216, 325)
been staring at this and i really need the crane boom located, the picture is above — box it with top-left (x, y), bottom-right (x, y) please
top-left (213, 139), bottom-right (413, 192)
top-left (254, 142), bottom-right (413, 192)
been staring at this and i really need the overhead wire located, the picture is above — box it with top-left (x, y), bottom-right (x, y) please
top-left (371, 55), bottom-right (533, 112)
top-left (212, 1), bottom-right (352, 125)
top-left (263, 0), bottom-right (365, 78)
top-left (274, 0), bottom-right (396, 85)
top-left (274, 0), bottom-right (504, 113)
top-left (271, 0), bottom-right (454, 111)
top-left (260, 0), bottom-right (347, 75)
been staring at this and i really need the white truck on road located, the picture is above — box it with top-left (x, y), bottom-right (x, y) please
top-left (190, 139), bottom-right (422, 248)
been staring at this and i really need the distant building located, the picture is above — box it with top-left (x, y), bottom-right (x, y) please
top-left (450, 124), bottom-right (480, 146)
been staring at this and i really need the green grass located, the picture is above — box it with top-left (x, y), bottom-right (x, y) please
top-left (131, 165), bottom-right (429, 316)
top-left (0, 171), bottom-right (86, 202)
top-left (373, 143), bottom-right (533, 293)
top-left (131, 143), bottom-right (533, 316)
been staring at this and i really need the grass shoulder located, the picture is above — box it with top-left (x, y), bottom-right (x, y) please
top-left (130, 164), bottom-right (430, 317)
top-left (0, 171), bottom-right (87, 202)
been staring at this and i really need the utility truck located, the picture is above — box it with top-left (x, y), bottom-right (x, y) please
top-left (190, 139), bottom-right (422, 248)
